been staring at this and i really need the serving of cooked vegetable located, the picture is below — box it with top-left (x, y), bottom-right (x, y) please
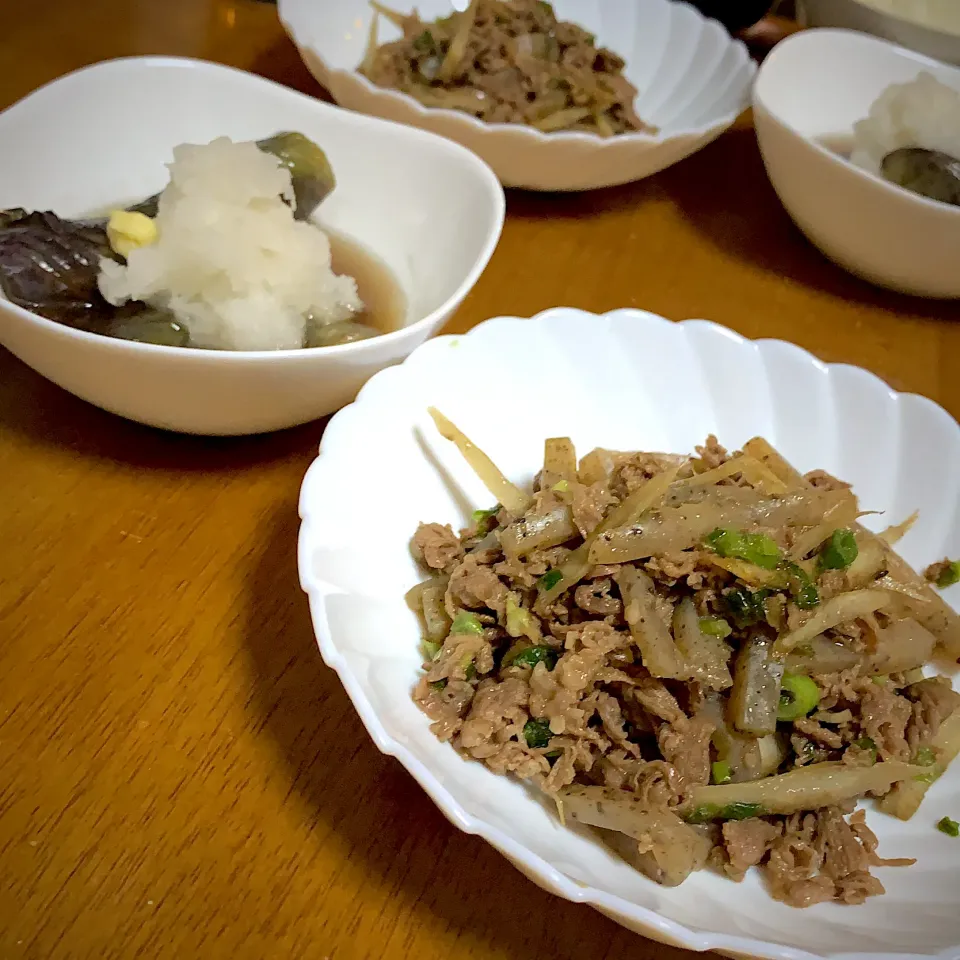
top-left (359, 0), bottom-right (654, 136)
top-left (0, 133), bottom-right (398, 350)
top-left (408, 412), bottom-right (960, 907)
top-left (849, 72), bottom-right (960, 208)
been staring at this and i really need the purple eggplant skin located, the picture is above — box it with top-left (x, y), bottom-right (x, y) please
top-left (0, 209), bottom-right (189, 346)
top-left (0, 132), bottom-right (335, 346)
top-left (0, 208), bottom-right (117, 328)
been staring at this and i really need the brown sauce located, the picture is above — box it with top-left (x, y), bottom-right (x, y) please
top-left (329, 232), bottom-right (407, 337)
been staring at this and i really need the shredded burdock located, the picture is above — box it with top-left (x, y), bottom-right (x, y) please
top-left (410, 419), bottom-right (960, 905)
top-left (359, 0), bottom-right (655, 136)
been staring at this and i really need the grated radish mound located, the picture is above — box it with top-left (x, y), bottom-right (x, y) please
top-left (851, 72), bottom-right (960, 177)
top-left (98, 137), bottom-right (361, 351)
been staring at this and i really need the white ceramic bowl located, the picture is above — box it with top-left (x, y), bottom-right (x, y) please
top-left (753, 28), bottom-right (960, 299)
top-left (298, 307), bottom-right (960, 960)
top-left (0, 57), bottom-right (504, 435)
top-left (798, 0), bottom-right (960, 67)
top-left (279, 0), bottom-right (756, 191)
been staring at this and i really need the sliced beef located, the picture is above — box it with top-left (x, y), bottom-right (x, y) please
top-left (574, 578), bottom-right (621, 617)
top-left (722, 818), bottom-right (781, 882)
top-left (657, 716), bottom-right (714, 791)
top-left (904, 677), bottom-right (960, 753)
top-left (859, 685), bottom-right (912, 762)
top-left (570, 481), bottom-right (614, 538)
top-left (412, 522), bottom-right (463, 571)
top-left (695, 435), bottom-right (727, 469)
top-left (804, 469), bottom-right (852, 492)
top-left (445, 553), bottom-right (508, 616)
top-left (458, 677), bottom-right (530, 755)
top-left (793, 717), bottom-right (844, 750)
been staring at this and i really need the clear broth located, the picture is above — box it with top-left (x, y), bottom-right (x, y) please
top-left (328, 232), bottom-right (407, 338)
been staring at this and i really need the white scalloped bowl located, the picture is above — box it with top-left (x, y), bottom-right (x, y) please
top-left (279, 0), bottom-right (756, 191)
top-left (298, 308), bottom-right (960, 959)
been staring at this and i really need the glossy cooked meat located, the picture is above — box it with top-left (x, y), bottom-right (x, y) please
top-left (408, 425), bottom-right (960, 905)
top-left (360, 0), bottom-right (654, 136)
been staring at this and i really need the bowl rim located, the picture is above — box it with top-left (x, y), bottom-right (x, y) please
top-left (277, 0), bottom-right (758, 147)
top-left (802, 0), bottom-right (960, 43)
top-left (752, 27), bottom-right (960, 222)
top-left (0, 55), bottom-right (506, 361)
top-left (297, 305), bottom-right (960, 960)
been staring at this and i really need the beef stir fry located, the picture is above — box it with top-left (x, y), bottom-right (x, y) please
top-left (408, 412), bottom-right (960, 906)
top-left (359, 0), bottom-right (654, 136)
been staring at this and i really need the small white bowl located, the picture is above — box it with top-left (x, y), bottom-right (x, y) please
top-left (299, 307), bottom-right (960, 959)
top-left (753, 28), bottom-right (960, 299)
top-left (279, 0), bottom-right (756, 191)
top-left (798, 0), bottom-right (960, 67)
top-left (0, 57), bottom-right (504, 435)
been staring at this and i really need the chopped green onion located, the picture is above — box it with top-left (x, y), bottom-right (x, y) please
top-left (938, 816), bottom-right (960, 837)
top-left (505, 594), bottom-right (539, 641)
top-left (538, 568), bottom-right (564, 592)
top-left (686, 801), bottom-right (765, 823)
top-left (936, 561), bottom-right (960, 589)
top-left (778, 673), bottom-right (820, 721)
top-left (705, 529), bottom-right (781, 570)
top-left (421, 639), bottom-right (442, 661)
top-left (794, 581), bottom-right (821, 609)
top-left (872, 675), bottom-right (888, 686)
top-left (914, 770), bottom-right (940, 785)
top-left (915, 746), bottom-right (937, 766)
top-left (552, 480), bottom-right (570, 493)
top-left (450, 612), bottom-right (484, 636)
top-left (704, 528), bottom-right (741, 556)
top-left (723, 586), bottom-right (771, 627)
top-left (853, 736), bottom-right (877, 763)
top-left (471, 506), bottom-right (500, 536)
top-left (711, 761), bottom-right (732, 785)
top-left (430, 679), bottom-right (447, 692)
top-left (685, 804), bottom-right (720, 824)
top-left (723, 801), bottom-right (765, 820)
top-left (465, 662), bottom-right (477, 681)
top-left (413, 29), bottom-right (435, 51)
top-left (523, 717), bottom-right (553, 749)
top-left (509, 645), bottom-right (559, 671)
top-left (699, 616), bottom-right (732, 639)
top-left (783, 561), bottom-right (820, 609)
top-left (819, 529), bottom-right (859, 571)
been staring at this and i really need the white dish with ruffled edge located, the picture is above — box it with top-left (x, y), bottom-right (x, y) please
top-left (298, 307), bottom-right (960, 959)
top-left (279, 0), bottom-right (757, 191)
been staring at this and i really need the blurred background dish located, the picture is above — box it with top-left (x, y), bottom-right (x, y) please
top-left (753, 28), bottom-right (960, 298)
top-left (279, 0), bottom-right (757, 191)
top-left (798, 0), bottom-right (960, 66)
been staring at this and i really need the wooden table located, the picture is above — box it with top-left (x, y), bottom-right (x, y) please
top-left (1, 3), bottom-right (958, 958)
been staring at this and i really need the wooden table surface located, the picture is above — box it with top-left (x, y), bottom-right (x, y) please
top-left (2, 2), bottom-right (959, 958)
